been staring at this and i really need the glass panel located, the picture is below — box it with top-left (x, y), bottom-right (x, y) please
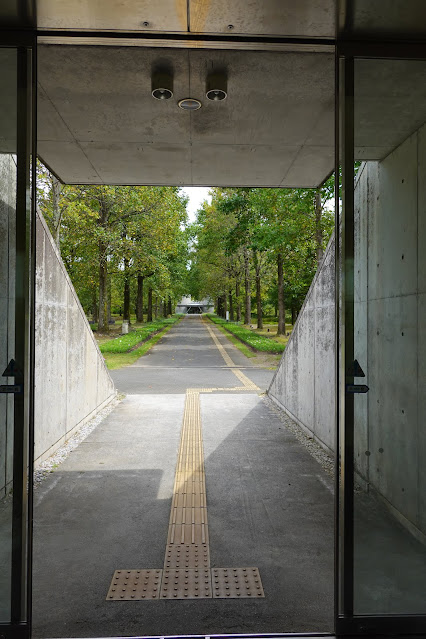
top-left (352, 57), bottom-right (426, 614)
top-left (0, 46), bottom-right (17, 623)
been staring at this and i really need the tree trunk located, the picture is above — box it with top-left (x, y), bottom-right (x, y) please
top-left (243, 248), bottom-right (251, 325)
top-left (217, 296), bottom-right (224, 317)
top-left (98, 257), bottom-right (108, 332)
top-left (256, 274), bottom-right (263, 329)
top-left (163, 300), bottom-right (168, 317)
top-left (98, 201), bottom-right (109, 332)
top-left (136, 275), bottom-right (144, 322)
top-left (235, 279), bottom-right (241, 322)
top-left (154, 295), bottom-right (158, 319)
top-left (229, 290), bottom-right (234, 322)
top-left (123, 257), bottom-right (130, 323)
top-left (223, 291), bottom-right (228, 318)
top-left (107, 277), bottom-right (112, 323)
top-left (168, 296), bottom-right (172, 316)
top-left (315, 188), bottom-right (324, 266)
top-left (147, 287), bottom-right (153, 322)
top-left (92, 288), bottom-right (98, 323)
top-left (52, 176), bottom-right (62, 249)
top-left (254, 253), bottom-right (263, 329)
top-left (277, 252), bottom-right (285, 336)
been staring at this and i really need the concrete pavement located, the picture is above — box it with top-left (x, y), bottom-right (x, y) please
top-left (32, 316), bottom-right (334, 637)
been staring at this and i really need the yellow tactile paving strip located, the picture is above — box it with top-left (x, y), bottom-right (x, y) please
top-left (204, 321), bottom-right (260, 392)
top-left (107, 317), bottom-right (264, 600)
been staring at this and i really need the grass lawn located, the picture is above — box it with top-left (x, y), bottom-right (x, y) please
top-left (101, 326), bottom-right (175, 369)
top-left (206, 314), bottom-right (288, 353)
top-left (252, 323), bottom-right (293, 344)
top-left (208, 321), bottom-right (257, 358)
top-left (94, 315), bottom-right (182, 369)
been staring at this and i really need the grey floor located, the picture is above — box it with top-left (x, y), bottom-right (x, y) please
top-left (31, 316), bottom-right (335, 637)
top-left (4, 316), bottom-right (426, 635)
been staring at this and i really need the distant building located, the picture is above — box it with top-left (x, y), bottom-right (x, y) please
top-left (175, 296), bottom-right (214, 314)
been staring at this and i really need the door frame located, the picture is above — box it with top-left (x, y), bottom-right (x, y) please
top-left (3, 19), bottom-right (426, 639)
top-left (336, 38), bottom-right (426, 635)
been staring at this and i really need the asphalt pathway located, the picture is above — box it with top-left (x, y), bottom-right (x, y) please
top-left (32, 316), bottom-right (334, 637)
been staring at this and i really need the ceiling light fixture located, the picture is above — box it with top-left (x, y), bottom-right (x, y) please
top-left (152, 71), bottom-right (173, 100)
top-left (178, 98), bottom-right (202, 111)
top-left (206, 72), bottom-right (227, 101)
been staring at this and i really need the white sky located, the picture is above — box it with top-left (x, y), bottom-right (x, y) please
top-left (181, 187), bottom-right (212, 223)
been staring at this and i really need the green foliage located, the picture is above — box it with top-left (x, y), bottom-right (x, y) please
top-left (102, 321), bottom-right (179, 370)
top-left (189, 179), bottom-right (335, 327)
top-left (100, 316), bottom-right (181, 353)
top-left (37, 160), bottom-right (189, 330)
top-left (206, 315), bottom-right (286, 353)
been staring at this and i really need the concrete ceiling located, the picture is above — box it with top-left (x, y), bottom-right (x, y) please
top-left (37, 45), bottom-right (335, 187)
top-left (354, 59), bottom-right (426, 161)
top-left (0, 49), bottom-right (17, 154)
top-left (36, 0), bottom-right (336, 38)
top-left (33, 2), bottom-right (426, 188)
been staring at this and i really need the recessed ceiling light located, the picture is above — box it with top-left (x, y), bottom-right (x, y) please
top-left (178, 98), bottom-right (202, 111)
top-left (206, 72), bottom-right (227, 101)
top-left (152, 71), bottom-right (173, 100)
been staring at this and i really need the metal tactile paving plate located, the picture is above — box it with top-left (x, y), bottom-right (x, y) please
top-left (106, 569), bottom-right (162, 600)
top-left (160, 569), bottom-right (212, 599)
top-left (211, 567), bottom-right (265, 598)
top-left (164, 543), bottom-right (210, 569)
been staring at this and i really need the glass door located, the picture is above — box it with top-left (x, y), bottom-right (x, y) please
top-left (0, 42), bottom-right (35, 639)
top-left (338, 51), bottom-right (426, 634)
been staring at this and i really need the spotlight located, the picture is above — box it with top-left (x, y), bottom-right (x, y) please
top-left (152, 71), bottom-right (173, 100)
top-left (206, 72), bottom-right (227, 101)
top-left (178, 98), bottom-right (202, 111)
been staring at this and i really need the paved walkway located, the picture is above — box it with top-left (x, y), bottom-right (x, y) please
top-left (32, 316), bottom-right (334, 637)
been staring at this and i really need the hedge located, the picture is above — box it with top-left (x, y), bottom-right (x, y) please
top-left (206, 314), bottom-right (285, 353)
top-left (100, 315), bottom-right (181, 354)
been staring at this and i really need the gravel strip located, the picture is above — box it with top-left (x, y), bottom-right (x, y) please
top-left (265, 395), bottom-right (334, 479)
top-left (33, 395), bottom-right (123, 489)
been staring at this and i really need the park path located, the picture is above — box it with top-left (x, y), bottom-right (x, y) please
top-left (32, 316), bottom-right (334, 637)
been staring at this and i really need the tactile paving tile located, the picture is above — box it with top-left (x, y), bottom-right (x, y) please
top-left (160, 569), bottom-right (212, 599)
top-left (169, 506), bottom-right (208, 526)
top-left (167, 522), bottom-right (209, 545)
top-left (211, 567), bottom-right (265, 598)
top-left (106, 569), bottom-right (162, 600)
top-left (172, 491), bottom-right (206, 509)
top-left (164, 543), bottom-right (210, 569)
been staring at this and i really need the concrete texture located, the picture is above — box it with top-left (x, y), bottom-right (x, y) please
top-left (36, 1), bottom-right (336, 37)
top-left (270, 125), bottom-right (426, 538)
top-left (34, 210), bottom-right (116, 466)
top-left (37, 46), bottom-right (335, 188)
top-left (32, 316), bottom-right (334, 636)
top-left (352, 131), bottom-right (426, 543)
top-left (269, 232), bottom-right (335, 454)
top-left (269, 126), bottom-right (426, 613)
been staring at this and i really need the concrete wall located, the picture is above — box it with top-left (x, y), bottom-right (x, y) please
top-left (269, 233), bottom-right (336, 454)
top-left (1, 164), bottom-right (116, 494)
top-left (353, 129), bottom-right (426, 538)
top-left (269, 124), bottom-right (426, 538)
top-left (34, 211), bottom-right (116, 465)
top-left (0, 154), bottom-right (16, 496)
